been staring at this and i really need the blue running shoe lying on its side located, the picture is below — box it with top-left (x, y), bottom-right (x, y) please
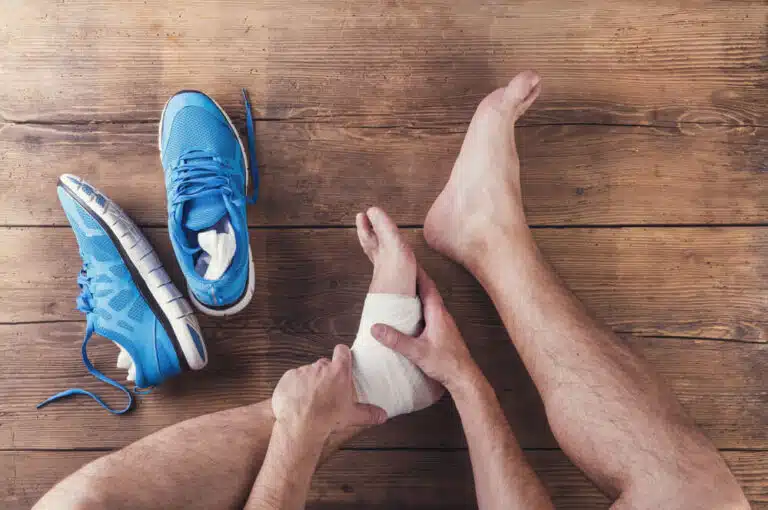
top-left (39, 175), bottom-right (208, 414)
top-left (160, 89), bottom-right (258, 316)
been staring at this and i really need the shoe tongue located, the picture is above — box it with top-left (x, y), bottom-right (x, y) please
top-left (183, 195), bottom-right (228, 231)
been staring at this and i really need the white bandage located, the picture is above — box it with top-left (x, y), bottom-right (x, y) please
top-left (351, 293), bottom-right (435, 418)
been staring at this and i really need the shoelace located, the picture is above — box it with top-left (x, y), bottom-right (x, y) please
top-left (169, 89), bottom-right (259, 212)
top-left (36, 265), bottom-right (136, 414)
top-left (242, 88), bottom-right (259, 203)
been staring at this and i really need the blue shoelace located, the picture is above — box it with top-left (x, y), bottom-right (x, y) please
top-left (242, 88), bottom-right (259, 203)
top-left (37, 266), bottom-right (137, 414)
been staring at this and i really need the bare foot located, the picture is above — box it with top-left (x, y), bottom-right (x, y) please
top-left (356, 207), bottom-right (417, 296)
top-left (424, 70), bottom-right (541, 267)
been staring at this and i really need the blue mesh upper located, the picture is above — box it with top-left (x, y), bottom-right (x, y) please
top-left (110, 265), bottom-right (130, 280)
top-left (68, 203), bottom-right (121, 263)
top-left (117, 320), bottom-right (135, 333)
top-left (57, 186), bottom-right (181, 388)
top-left (108, 288), bottom-right (133, 311)
top-left (163, 107), bottom-right (237, 165)
top-left (128, 299), bottom-right (146, 323)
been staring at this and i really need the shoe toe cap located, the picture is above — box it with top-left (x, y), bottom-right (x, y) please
top-left (160, 91), bottom-right (237, 165)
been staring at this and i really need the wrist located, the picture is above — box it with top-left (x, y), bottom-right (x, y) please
top-left (444, 359), bottom-right (487, 397)
top-left (275, 416), bottom-right (330, 449)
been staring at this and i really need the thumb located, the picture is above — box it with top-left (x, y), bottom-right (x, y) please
top-left (370, 324), bottom-right (425, 364)
top-left (348, 403), bottom-right (388, 426)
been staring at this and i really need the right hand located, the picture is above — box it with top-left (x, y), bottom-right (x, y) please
top-left (371, 268), bottom-right (481, 393)
top-left (272, 344), bottom-right (387, 442)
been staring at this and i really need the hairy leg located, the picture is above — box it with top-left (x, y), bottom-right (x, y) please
top-left (424, 71), bottom-right (748, 509)
top-left (34, 402), bottom-right (276, 510)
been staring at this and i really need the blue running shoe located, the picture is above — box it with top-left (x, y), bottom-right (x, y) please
top-left (159, 89), bottom-right (257, 316)
top-left (39, 175), bottom-right (208, 414)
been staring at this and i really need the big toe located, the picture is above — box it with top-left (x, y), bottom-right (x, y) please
top-left (366, 207), bottom-right (401, 248)
top-left (501, 70), bottom-right (541, 120)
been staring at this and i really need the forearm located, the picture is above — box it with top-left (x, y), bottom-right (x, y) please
top-left (449, 369), bottom-right (553, 510)
top-left (245, 422), bottom-right (324, 510)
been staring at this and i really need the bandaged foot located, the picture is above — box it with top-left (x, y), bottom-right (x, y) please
top-left (351, 208), bottom-right (442, 418)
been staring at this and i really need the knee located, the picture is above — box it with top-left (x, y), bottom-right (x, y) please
top-left (34, 470), bottom-right (110, 510)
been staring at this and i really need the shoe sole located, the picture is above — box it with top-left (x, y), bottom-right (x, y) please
top-left (58, 174), bottom-right (208, 371)
top-left (159, 90), bottom-right (256, 317)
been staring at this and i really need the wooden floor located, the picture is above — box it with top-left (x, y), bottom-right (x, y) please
top-left (1, 0), bottom-right (767, 508)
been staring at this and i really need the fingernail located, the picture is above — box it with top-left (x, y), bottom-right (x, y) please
top-left (371, 324), bottom-right (385, 339)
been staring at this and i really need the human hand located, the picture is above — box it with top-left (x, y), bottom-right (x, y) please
top-left (371, 268), bottom-right (482, 394)
top-left (271, 344), bottom-right (388, 442)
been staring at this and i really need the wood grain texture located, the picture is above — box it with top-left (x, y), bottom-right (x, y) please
top-left (1, 324), bottom-right (765, 449)
top-left (1, 450), bottom-right (765, 509)
top-left (1, 227), bottom-right (766, 340)
top-left (1, 0), bottom-right (765, 503)
top-left (2, 122), bottom-right (766, 227)
top-left (1, 0), bottom-right (765, 126)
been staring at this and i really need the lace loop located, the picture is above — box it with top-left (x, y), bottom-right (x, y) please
top-left (37, 314), bottom-right (135, 415)
top-left (169, 153), bottom-right (235, 208)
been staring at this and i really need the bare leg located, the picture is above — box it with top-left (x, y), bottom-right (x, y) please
top-left (36, 211), bottom-right (422, 510)
top-left (424, 72), bottom-right (748, 509)
top-left (34, 402), bottom-right (277, 510)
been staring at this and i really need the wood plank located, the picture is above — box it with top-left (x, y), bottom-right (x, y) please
top-left (1, 450), bottom-right (764, 509)
top-left (1, 0), bottom-right (765, 126)
top-left (1, 227), bottom-right (766, 340)
top-left (2, 122), bottom-right (766, 227)
top-left (1, 320), bottom-right (764, 449)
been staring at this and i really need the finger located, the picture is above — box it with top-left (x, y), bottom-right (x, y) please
top-left (348, 403), bottom-right (388, 426)
top-left (331, 344), bottom-right (352, 372)
top-left (371, 323), bottom-right (425, 363)
top-left (314, 357), bottom-right (330, 368)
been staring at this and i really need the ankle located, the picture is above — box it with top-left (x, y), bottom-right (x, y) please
top-left (464, 222), bottom-right (536, 278)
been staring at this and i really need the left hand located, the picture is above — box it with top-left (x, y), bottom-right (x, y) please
top-left (371, 268), bottom-right (482, 395)
top-left (272, 344), bottom-right (388, 440)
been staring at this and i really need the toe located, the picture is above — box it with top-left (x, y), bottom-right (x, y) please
top-left (356, 212), bottom-right (378, 260)
top-left (501, 70), bottom-right (541, 120)
top-left (366, 207), bottom-right (401, 248)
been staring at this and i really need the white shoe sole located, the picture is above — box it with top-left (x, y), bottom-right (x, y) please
top-left (59, 174), bottom-right (208, 371)
top-left (158, 91), bottom-right (256, 317)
